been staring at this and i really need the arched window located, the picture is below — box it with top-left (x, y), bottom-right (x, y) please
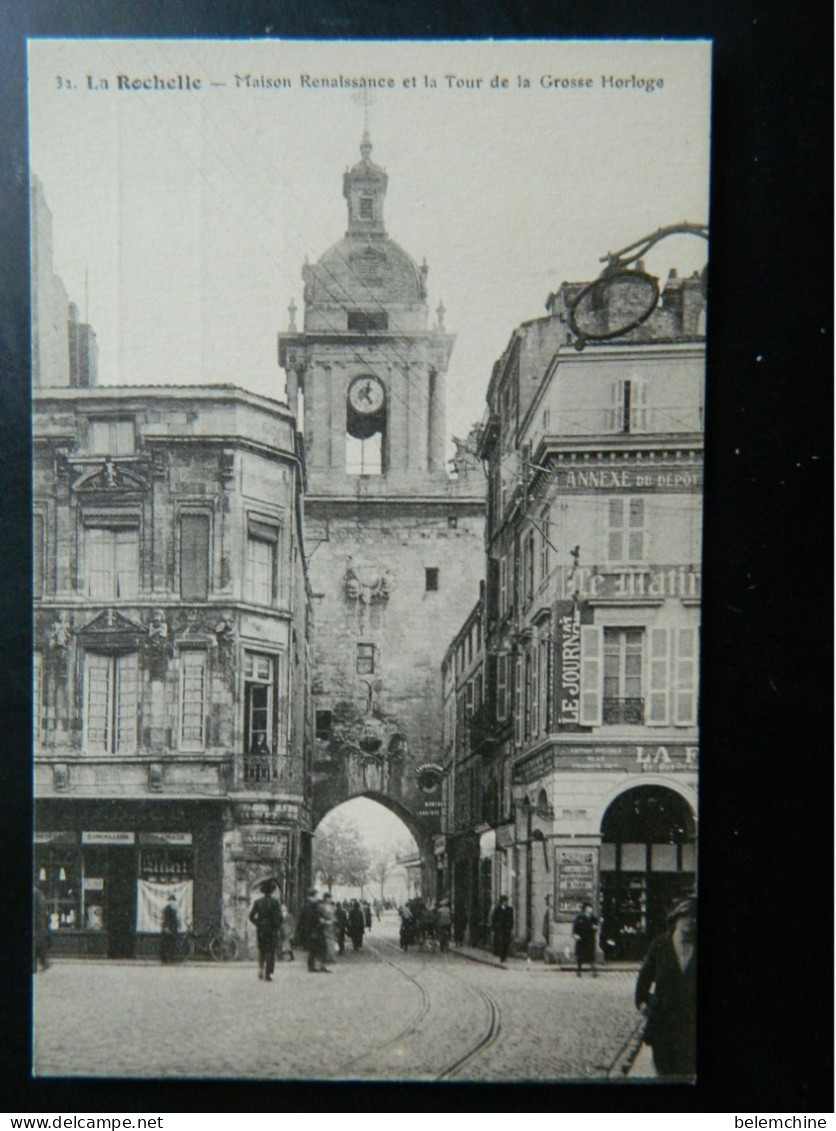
top-left (346, 375), bottom-right (386, 476)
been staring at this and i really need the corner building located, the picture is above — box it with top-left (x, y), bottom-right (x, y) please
top-left (279, 134), bottom-right (484, 887)
top-left (33, 385), bottom-right (313, 958)
top-left (474, 270), bottom-right (704, 960)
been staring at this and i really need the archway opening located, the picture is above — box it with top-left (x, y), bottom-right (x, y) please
top-left (600, 785), bottom-right (696, 960)
top-left (312, 795), bottom-right (419, 909)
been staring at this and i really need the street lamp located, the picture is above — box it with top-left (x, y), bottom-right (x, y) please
top-left (567, 222), bottom-right (709, 350)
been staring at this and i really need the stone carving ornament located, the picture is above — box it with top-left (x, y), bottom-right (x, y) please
top-left (344, 563), bottom-right (394, 604)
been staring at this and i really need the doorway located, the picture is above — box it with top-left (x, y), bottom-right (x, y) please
top-left (107, 848), bottom-right (137, 958)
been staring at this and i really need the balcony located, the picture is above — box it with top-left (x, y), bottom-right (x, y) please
top-left (602, 697), bottom-right (644, 725)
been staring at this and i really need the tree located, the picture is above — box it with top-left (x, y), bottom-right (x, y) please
top-left (313, 815), bottom-right (371, 893)
top-left (369, 849), bottom-right (393, 900)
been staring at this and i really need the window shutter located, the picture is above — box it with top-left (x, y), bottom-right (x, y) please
top-left (86, 654), bottom-right (111, 751)
top-left (499, 556), bottom-right (507, 616)
top-left (180, 652), bottom-right (207, 747)
top-left (514, 656), bottom-right (523, 745)
top-left (674, 627), bottom-right (699, 725)
top-left (181, 514), bottom-right (210, 600)
top-left (496, 653), bottom-right (507, 720)
top-left (580, 626), bottom-right (603, 726)
top-left (607, 380), bottom-right (625, 432)
top-left (115, 528), bottom-right (139, 598)
top-left (115, 653), bottom-right (138, 753)
top-left (34, 514), bottom-right (44, 598)
top-left (628, 498), bottom-right (645, 561)
top-left (608, 498), bottom-right (624, 561)
top-left (631, 380), bottom-right (649, 432)
top-left (647, 627), bottom-right (670, 724)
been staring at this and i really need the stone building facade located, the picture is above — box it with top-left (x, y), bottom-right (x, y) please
top-left (447, 266), bottom-right (705, 961)
top-left (33, 385), bottom-right (313, 958)
top-left (279, 134), bottom-right (485, 886)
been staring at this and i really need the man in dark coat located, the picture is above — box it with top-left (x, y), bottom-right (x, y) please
top-left (635, 894), bottom-right (697, 1078)
top-left (297, 887), bottom-right (327, 972)
top-left (571, 901), bottom-right (598, 977)
top-left (249, 880), bottom-right (283, 982)
top-left (334, 901), bottom-right (348, 955)
top-left (160, 894), bottom-right (180, 965)
top-left (453, 901), bottom-right (467, 947)
top-left (348, 899), bottom-right (365, 950)
top-left (33, 885), bottom-right (51, 973)
top-left (491, 895), bottom-right (514, 965)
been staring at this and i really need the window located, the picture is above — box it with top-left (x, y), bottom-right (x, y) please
top-left (539, 634), bottom-right (551, 733)
top-left (180, 513), bottom-right (210, 600)
top-left (499, 556), bottom-right (508, 618)
top-left (315, 710), bottom-right (333, 741)
top-left (514, 657), bottom-right (523, 746)
top-left (245, 518), bottom-right (279, 605)
top-left (359, 195), bottom-right (374, 220)
top-left (88, 418), bottom-right (135, 454)
top-left (425, 567), bottom-right (439, 592)
top-left (608, 380), bottom-right (648, 433)
top-left (348, 310), bottom-right (388, 332)
top-left (496, 653), bottom-right (508, 720)
top-left (530, 644), bottom-right (540, 737)
top-left (85, 525), bottom-right (139, 599)
top-left (607, 498), bottom-right (646, 563)
top-left (243, 652), bottom-right (276, 755)
top-left (465, 680), bottom-right (474, 718)
top-left (356, 643), bottom-right (375, 675)
top-left (34, 513), bottom-right (45, 598)
top-left (539, 506), bottom-right (550, 582)
top-left (179, 651), bottom-right (206, 749)
top-left (525, 532), bottom-right (535, 602)
top-left (346, 431), bottom-right (383, 476)
top-left (448, 515), bottom-right (458, 529)
top-left (85, 653), bottom-right (138, 753)
top-left (603, 628), bottom-right (644, 724)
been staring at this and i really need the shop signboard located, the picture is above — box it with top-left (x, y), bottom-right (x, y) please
top-left (555, 846), bottom-right (598, 916)
top-left (139, 832), bottom-right (193, 846)
top-left (548, 461), bottom-right (702, 495)
top-left (34, 830), bottom-right (77, 844)
top-left (554, 743), bottom-right (699, 773)
top-left (81, 831), bottom-right (135, 845)
top-left (557, 564), bottom-right (701, 602)
top-left (552, 599), bottom-right (593, 729)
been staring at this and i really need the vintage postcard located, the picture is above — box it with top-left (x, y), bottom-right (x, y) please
top-left (29, 38), bottom-right (709, 1081)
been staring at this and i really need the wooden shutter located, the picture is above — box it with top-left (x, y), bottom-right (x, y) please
top-left (674, 627), bottom-right (699, 725)
top-left (514, 656), bottom-right (523, 745)
top-left (86, 653), bottom-right (112, 752)
top-left (115, 653), bottom-right (138, 753)
top-left (607, 380), bottom-right (625, 432)
top-left (631, 380), bottom-right (649, 431)
top-left (647, 627), bottom-right (671, 724)
top-left (628, 498), bottom-right (645, 561)
top-left (115, 528), bottom-right (139, 598)
top-left (180, 514), bottom-right (210, 599)
top-left (496, 653), bottom-right (508, 720)
top-left (608, 498), bottom-right (624, 561)
top-left (580, 626), bottom-right (603, 726)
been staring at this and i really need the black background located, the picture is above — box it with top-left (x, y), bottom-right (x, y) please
top-left (1, 0), bottom-right (832, 1114)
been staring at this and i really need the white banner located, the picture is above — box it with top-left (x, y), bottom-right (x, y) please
top-left (136, 879), bottom-right (193, 934)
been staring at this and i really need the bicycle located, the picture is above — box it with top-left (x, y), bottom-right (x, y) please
top-left (176, 921), bottom-right (239, 961)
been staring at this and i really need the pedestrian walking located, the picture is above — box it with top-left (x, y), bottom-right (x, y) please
top-left (571, 901), bottom-right (598, 977)
top-left (298, 887), bottom-right (328, 973)
top-left (491, 895), bottom-right (514, 966)
top-left (33, 885), bottom-right (51, 973)
top-left (436, 898), bottom-right (452, 952)
top-left (160, 893), bottom-right (180, 965)
top-left (278, 902), bottom-right (295, 961)
top-left (321, 892), bottom-right (336, 966)
top-left (249, 879), bottom-right (283, 982)
top-left (363, 901), bottom-right (372, 931)
top-left (453, 901), bottom-right (467, 947)
top-left (635, 894), bottom-right (697, 1079)
top-left (334, 901), bottom-right (348, 955)
top-left (348, 899), bottom-right (365, 950)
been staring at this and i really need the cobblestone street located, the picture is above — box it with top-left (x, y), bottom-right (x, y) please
top-left (34, 914), bottom-right (644, 1082)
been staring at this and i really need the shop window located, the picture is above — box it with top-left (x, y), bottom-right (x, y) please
top-left (85, 524), bottom-right (139, 599)
top-left (245, 518), bottom-right (279, 606)
top-left (34, 512), bottom-right (45, 598)
top-left (35, 845), bottom-right (81, 931)
top-left (425, 567), bottom-right (439, 592)
top-left (180, 513), bottom-right (210, 600)
top-left (607, 379), bottom-right (648, 433)
top-left (88, 417), bottom-right (135, 455)
top-left (607, 498), bottom-right (646, 563)
top-left (356, 643), bottom-right (375, 675)
top-left (84, 652), bottom-right (138, 753)
top-left (179, 651), bottom-right (207, 749)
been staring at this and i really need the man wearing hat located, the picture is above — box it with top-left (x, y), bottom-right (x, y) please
top-left (297, 887), bottom-right (328, 973)
top-left (435, 898), bottom-right (452, 953)
top-left (249, 879), bottom-right (283, 982)
top-left (635, 894), bottom-right (697, 1078)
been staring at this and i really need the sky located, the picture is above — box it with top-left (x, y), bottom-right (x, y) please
top-left (28, 39), bottom-right (711, 448)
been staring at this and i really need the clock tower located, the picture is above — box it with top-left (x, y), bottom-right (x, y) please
top-left (279, 134), bottom-right (485, 888)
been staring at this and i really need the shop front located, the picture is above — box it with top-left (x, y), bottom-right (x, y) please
top-left (34, 801), bottom-right (225, 959)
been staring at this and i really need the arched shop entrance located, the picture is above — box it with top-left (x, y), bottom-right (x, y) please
top-left (599, 785), bottom-right (696, 961)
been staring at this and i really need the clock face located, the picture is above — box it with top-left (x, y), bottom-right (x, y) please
top-left (349, 376), bottom-right (385, 415)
